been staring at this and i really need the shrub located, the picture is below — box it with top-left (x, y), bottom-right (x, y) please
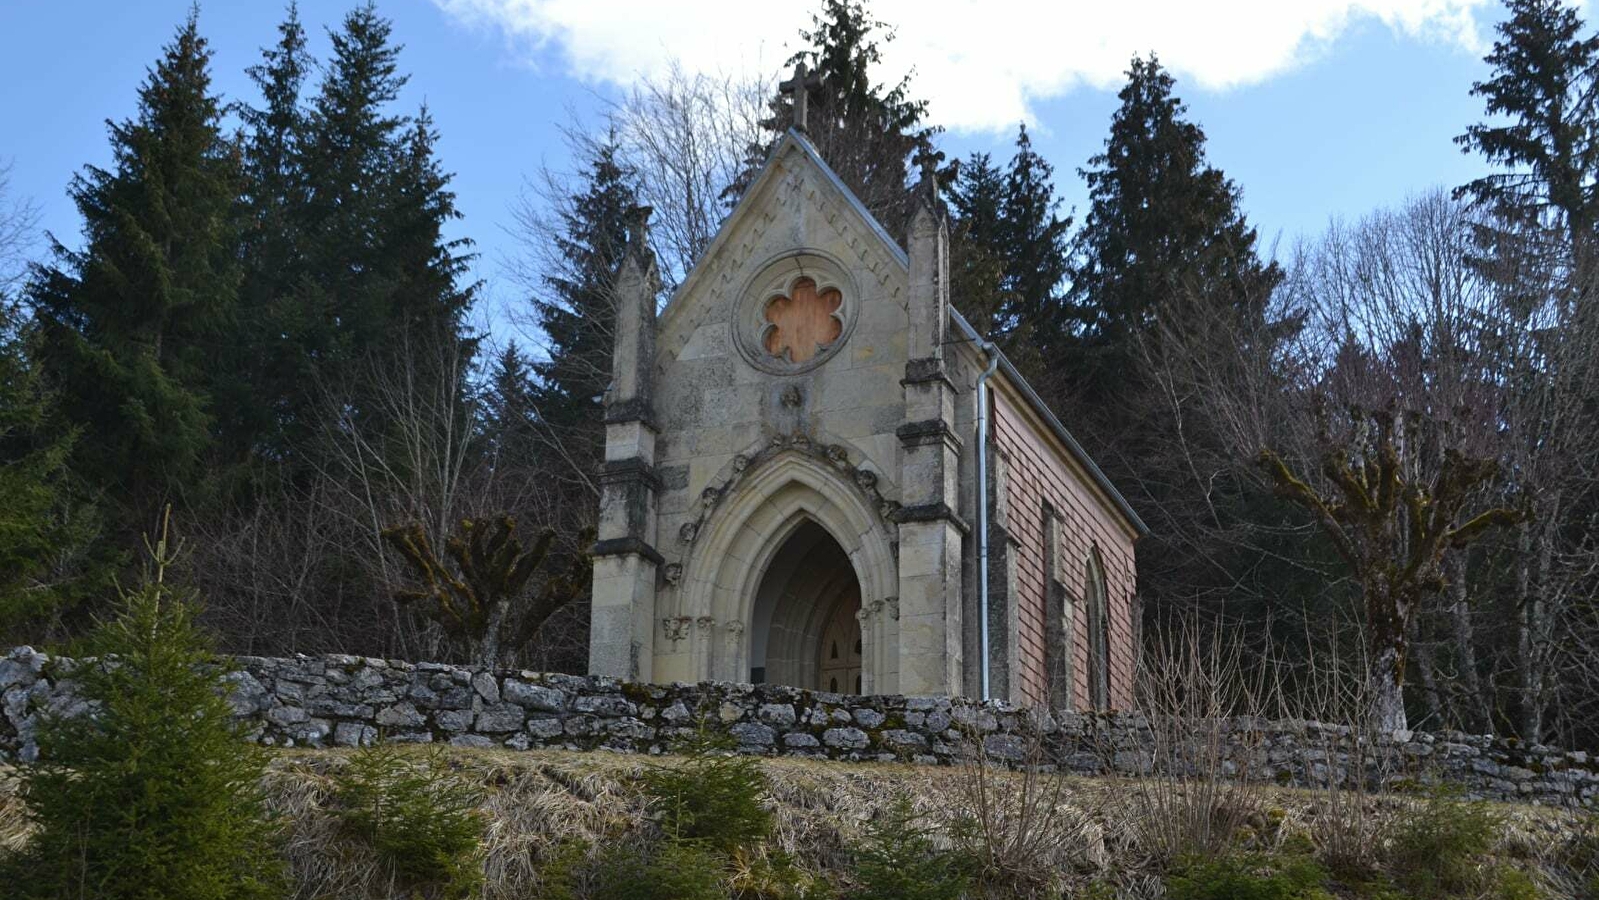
top-left (333, 743), bottom-right (485, 898)
top-left (545, 839), bottom-right (727, 900)
top-left (1164, 854), bottom-right (1331, 900)
top-left (951, 726), bottom-right (1082, 898)
top-left (642, 726), bottom-right (771, 852)
top-left (728, 845), bottom-right (835, 900)
top-left (1385, 788), bottom-right (1507, 899)
top-left (851, 794), bottom-right (973, 900)
top-left (0, 517), bottom-right (283, 899)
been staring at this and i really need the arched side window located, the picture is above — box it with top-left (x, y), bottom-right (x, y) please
top-left (1085, 548), bottom-right (1111, 710)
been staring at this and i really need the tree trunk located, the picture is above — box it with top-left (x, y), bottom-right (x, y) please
top-left (1412, 641), bottom-right (1444, 728)
top-left (1522, 495), bottom-right (1560, 741)
top-left (1444, 552), bottom-right (1489, 732)
top-left (1370, 645), bottom-right (1408, 733)
top-left (475, 598), bottom-right (510, 669)
top-left (1369, 587), bottom-right (1410, 733)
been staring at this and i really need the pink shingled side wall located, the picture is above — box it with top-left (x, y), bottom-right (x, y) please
top-left (991, 383), bottom-right (1139, 710)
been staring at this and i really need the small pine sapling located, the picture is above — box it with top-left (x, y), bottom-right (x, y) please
top-left (333, 744), bottom-right (486, 898)
top-left (1, 509), bottom-right (283, 900)
top-left (642, 725), bottom-right (772, 853)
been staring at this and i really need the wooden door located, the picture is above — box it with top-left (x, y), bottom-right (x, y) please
top-left (818, 595), bottom-right (862, 694)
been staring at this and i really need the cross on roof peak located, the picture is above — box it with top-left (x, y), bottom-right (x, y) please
top-left (779, 61), bottom-right (824, 133)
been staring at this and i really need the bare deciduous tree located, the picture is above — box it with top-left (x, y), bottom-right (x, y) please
top-left (1259, 405), bottom-right (1522, 731)
top-left (0, 159), bottom-right (39, 297)
top-left (382, 515), bottom-right (587, 669)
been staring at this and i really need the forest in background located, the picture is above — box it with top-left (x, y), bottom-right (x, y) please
top-left (0, 0), bottom-right (1595, 748)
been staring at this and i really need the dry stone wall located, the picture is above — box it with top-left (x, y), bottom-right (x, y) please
top-left (2, 646), bottom-right (1595, 809)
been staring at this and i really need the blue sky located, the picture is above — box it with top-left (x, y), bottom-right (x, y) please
top-left (0, 0), bottom-right (1552, 337)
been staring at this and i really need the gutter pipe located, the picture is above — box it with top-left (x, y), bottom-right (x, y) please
top-left (974, 339), bottom-right (1001, 702)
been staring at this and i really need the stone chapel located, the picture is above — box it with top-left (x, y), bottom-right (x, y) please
top-left (588, 127), bottom-right (1146, 710)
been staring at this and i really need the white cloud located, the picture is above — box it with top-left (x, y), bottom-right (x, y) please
top-left (433, 0), bottom-right (1490, 132)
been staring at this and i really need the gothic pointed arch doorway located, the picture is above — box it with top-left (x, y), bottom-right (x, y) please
top-left (748, 519), bottom-right (863, 693)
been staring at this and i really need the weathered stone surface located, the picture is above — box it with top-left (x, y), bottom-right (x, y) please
top-left (434, 708), bottom-right (475, 733)
top-left (759, 703), bottom-right (797, 726)
top-left (375, 701), bottom-right (425, 729)
top-left (823, 727), bottom-right (870, 750)
top-left (266, 704), bottom-right (309, 727)
top-left (853, 708), bottom-right (886, 728)
top-left (1, 647), bottom-right (1592, 809)
top-left (504, 680), bottom-right (566, 712)
top-left (574, 695), bottom-right (637, 718)
top-left (526, 718), bottom-right (564, 739)
top-left (730, 722), bottom-right (776, 747)
top-left (475, 703), bottom-right (525, 733)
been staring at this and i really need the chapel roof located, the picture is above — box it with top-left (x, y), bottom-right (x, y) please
top-left (670, 128), bottom-right (1149, 539)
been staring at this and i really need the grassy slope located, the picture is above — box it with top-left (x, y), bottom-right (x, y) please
top-left (0, 748), bottom-right (1591, 898)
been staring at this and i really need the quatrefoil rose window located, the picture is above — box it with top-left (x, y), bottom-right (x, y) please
top-left (761, 277), bottom-right (844, 364)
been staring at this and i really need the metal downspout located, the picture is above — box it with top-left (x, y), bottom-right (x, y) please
top-left (975, 341), bottom-right (1001, 702)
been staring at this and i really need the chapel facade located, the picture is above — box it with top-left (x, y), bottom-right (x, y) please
top-left (588, 130), bottom-right (1146, 710)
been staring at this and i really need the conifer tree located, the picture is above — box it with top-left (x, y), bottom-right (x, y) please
top-left (733, 0), bottom-right (938, 239)
top-left (4, 514), bottom-right (282, 899)
top-left (1067, 55), bottom-right (1281, 395)
top-left (528, 138), bottom-right (638, 495)
top-left (949, 125), bottom-right (1072, 368)
top-left (0, 303), bottom-right (104, 638)
top-left (29, 10), bottom-right (242, 537)
top-left (1457, 0), bottom-right (1599, 259)
top-left (947, 151), bottom-right (1008, 337)
top-left (1000, 125), bottom-right (1072, 351)
top-left (481, 341), bottom-right (538, 470)
top-left (1062, 56), bottom-right (1288, 627)
top-left (296, 3), bottom-right (474, 440)
top-left (236, 3), bottom-right (313, 466)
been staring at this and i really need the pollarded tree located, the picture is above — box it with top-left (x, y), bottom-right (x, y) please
top-left (29, 10), bottom-right (242, 539)
top-left (1258, 405), bottom-right (1523, 731)
top-left (381, 515), bottom-right (589, 668)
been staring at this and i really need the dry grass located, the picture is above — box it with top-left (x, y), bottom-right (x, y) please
top-left (0, 748), bottom-right (1587, 899)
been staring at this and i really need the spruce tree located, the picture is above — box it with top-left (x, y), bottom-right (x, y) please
top-left (733, 0), bottom-right (938, 239)
top-left (947, 151), bottom-right (1008, 336)
top-left (480, 341), bottom-right (538, 471)
top-left (999, 125), bottom-right (1072, 352)
top-left (29, 10), bottom-right (242, 538)
top-left (1456, 0), bottom-right (1599, 296)
top-left (4, 514), bottom-right (282, 899)
top-left (529, 137), bottom-right (638, 497)
top-left (1067, 55), bottom-right (1281, 396)
top-left (1457, 0), bottom-right (1599, 243)
top-left (236, 3), bottom-right (313, 467)
top-left (1062, 56), bottom-right (1288, 628)
top-left (949, 125), bottom-right (1072, 369)
top-left (296, 2), bottom-right (474, 440)
top-left (0, 303), bottom-right (105, 638)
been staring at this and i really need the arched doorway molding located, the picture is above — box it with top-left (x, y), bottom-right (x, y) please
top-left (677, 450), bottom-right (898, 688)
